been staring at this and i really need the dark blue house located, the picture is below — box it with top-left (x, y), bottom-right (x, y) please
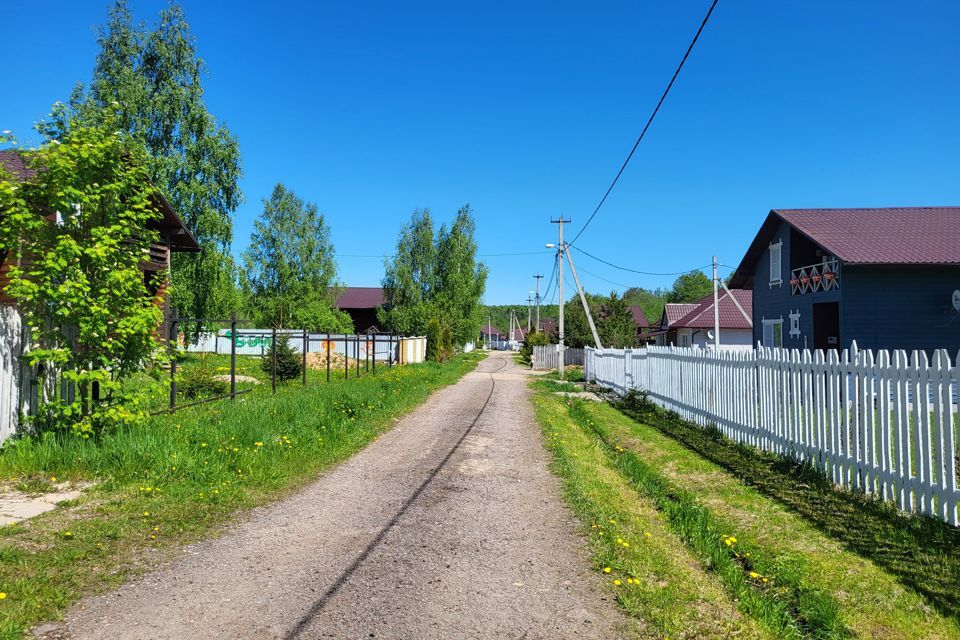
top-left (729, 208), bottom-right (960, 354)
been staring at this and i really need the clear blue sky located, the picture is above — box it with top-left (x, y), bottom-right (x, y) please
top-left (6, 1), bottom-right (959, 305)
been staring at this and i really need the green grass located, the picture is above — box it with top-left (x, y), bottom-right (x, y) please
top-left (607, 392), bottom-right (960, 639)
top-left (126, 349), bottom-right (388, 413)
top-left (0, 352), bottom-right (482, 639)
top-left (532, 390), bottom-right (771, 639)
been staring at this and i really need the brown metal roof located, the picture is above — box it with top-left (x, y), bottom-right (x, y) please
top-left (335, 287), bottom-right (386, 309)
top-left (0, 149), bottom-right (36, 180)
top-left (0, 149), bottom-right (200, 252)
top-left (731, 207), bottom-right (960, 287)
top-left (673, 289), bottom-right (752, 329)
top-left (627, 305), bottom-right (649, 328)
top-left (662, 303), bottom-right (698, 327)
top-left (776, 208), bottom-right (960, 264)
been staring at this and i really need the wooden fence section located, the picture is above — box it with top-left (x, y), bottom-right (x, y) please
top-left (532, 345), bottom-right (585, 370)
top-left (584, 344), bottom-right (960, 526)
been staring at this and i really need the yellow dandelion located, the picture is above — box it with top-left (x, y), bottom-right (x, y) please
top-left (644, 532), bottom-right (651, 538)
top-left (603, 567), bottom-right (612, 573)
top-left (0, 592), bottom-right (6, 600)
top-left (143, 511), bottom-right (150, 516)
top-left (622, 542), bottom-right (630, 548)
top-left (50, 476), bottom-right (57, 482)
top-left (762, 577), bottom-right (769, 583)
top-left (613, 579), bottom-right (622, 586)
top-left (749, 571), bottom-right (760, 579)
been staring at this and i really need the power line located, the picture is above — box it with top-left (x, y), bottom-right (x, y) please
top-left (540, 254), bottom-right (560, 304)
top-left (572, 264), bottom-right (632, 289)
top-left (569, 0), bottom-right (720, 246)
top-left (573, 246), bottom-right (712, 276)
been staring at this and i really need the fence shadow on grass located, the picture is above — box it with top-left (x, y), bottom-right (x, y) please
top-left (614, 393), bottom-right (960, 622)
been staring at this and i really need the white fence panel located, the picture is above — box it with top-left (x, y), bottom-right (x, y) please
top-left (0, 307), bottom-right (23, 442)
top-left (532, 345), bottom-right (585, 371)
top-left (584, 344), bottom-right (960, 526)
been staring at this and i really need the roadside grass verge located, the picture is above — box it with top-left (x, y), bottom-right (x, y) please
top-left (566, 402), bottom-right (849, 639)
top-left (531, 390), bottom-right (771, 639)
top-left (607, 393), bottom-right (960, 639)
top-left (0, 353), bottom-right (482, 639)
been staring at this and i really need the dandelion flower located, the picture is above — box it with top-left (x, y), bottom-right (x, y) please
top-left (0, 592), bottom-right (6, 600)
top-left (50, 476), bottom-right (57, 482)
top-left (603, 567), bottom-right (612, 573)
top-left (613, 579), bottom-right (622, 586)
top-left (749, 571), bottom-right (760, 579)
top-left (143, 512), bottom-right (150, 516)
top-left (644, 532), bottom-right (651, 538)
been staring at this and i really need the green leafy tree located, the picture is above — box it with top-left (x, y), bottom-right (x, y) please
top-left (45, 0), bottom-right (243, 324)
top-left (380, 206), bottom-right (487, 345)
top-left (378, 209), bottom-right (437, 337)
top-left (556, 291), bottom-right (638, 348)
top-left (0, 120), bottom-right (165, 436)
top-left (242, 184), bottom-right (353, 332)
top-left (667, 270), bottom-right (712, 303)
top-left (434, 206), bottom-right (488, 346)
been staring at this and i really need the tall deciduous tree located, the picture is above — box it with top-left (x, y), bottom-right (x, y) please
top-left (378, 209), bottom-right (438, 337)
top-left (45, 0), bottom-right (243, 323)
top-left (242, 184), bottom-right (352, 332)
top-left (434, 206), bottom-right (488, 347)
top-left (379, 206), bottom-right (487, 349)
top-left (667, 270), bottom-right (712, 303)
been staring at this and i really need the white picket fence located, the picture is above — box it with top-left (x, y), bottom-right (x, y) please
top-left (584, 344), bottom-right (960, 526)
top-left (532, 345), bottom-right (585, 370)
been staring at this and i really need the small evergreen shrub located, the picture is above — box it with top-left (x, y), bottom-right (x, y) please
top-left (178, 365), bottom-right (228, 400)
top-left (261, 336), bottom-right (303, 382)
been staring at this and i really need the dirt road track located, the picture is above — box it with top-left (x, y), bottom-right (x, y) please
top-left (41, 352), bottom-right (633, 639)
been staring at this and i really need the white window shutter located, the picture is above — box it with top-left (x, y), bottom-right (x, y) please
top-left (769, 241), bottom-right (782, 285)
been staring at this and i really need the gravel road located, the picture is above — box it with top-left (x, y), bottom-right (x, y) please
top-left (41, 352), bottom-right (634, 639)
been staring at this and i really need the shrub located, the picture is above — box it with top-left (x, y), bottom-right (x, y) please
top-left (261, 335), bottom-right (302, 382)
top-left (426, 317), bottom-right (453, 362)
top-left (178, 364), bottom-right (228, 400)
top-left (519, 329), bottom-right (550, 364)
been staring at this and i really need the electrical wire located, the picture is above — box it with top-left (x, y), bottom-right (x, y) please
top-left (540, 254), bottom-right (560, 303)
top-left (573, 245), bottom-right (711, 276)
top-left (572, 264), bottom-right (632, 289)
top-left (569, 0), bottom-right (720, 246)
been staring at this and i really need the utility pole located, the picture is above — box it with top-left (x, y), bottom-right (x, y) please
top-left (549, 217), bottom-right (569, 378)
top-left (712, 255), bottom-right (720, 350)
top-left (527, 293), bottom-right (533, 333)
top-left (564, 248), bottom-right (602, 349)
top-left (533, 274), bottom-right (543, 332)
top-left (487, 314), bottom-right (492, 350)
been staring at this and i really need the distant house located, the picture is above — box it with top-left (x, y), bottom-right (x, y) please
top-left (0, 149), bottom-right (201, 339)
top-left (480, 324), bottom-right (506, 349)
top-left (627, 305), bottom-right (655, 343)
top-left (730, 208), bottom-right (960, 354)
top-left (334, 287), bottom-right (385, 333)
top-left (654, 290), bottom-right (753, 349)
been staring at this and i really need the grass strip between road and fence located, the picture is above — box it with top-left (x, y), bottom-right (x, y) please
top-left (0, 352), bottom-right (482, 640)
top-left (531, 389), bottom-right (770, 640)
top-left (611, 390), bottom-right (960, 636)
top-left (557, 396), bottom-right (850, 640)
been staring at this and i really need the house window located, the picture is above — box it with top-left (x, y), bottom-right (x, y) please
top-left (769, 240), bottom-right (782, 286)
top-left (680, 333), bottom-right (690, 347)
top-left (762, 318), bottom-right (783, 348)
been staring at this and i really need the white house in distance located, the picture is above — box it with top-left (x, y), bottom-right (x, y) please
top-left (654, 290), bottom-right (753, 349)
